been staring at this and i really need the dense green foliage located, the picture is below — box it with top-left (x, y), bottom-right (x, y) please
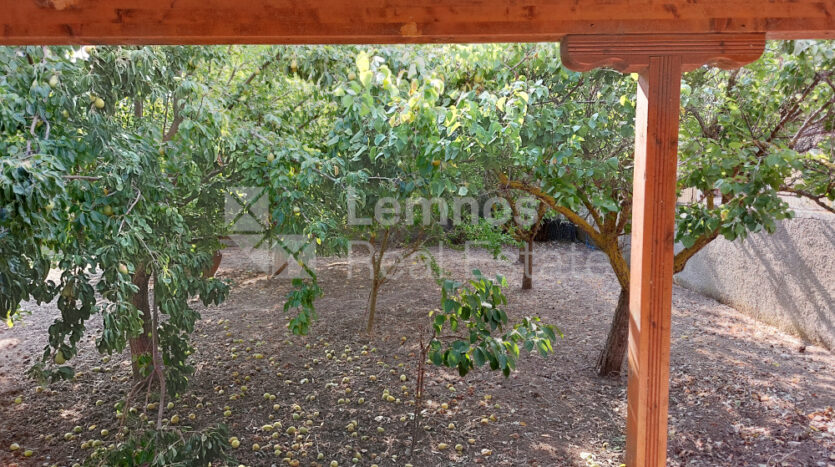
top-left (2, 46), bottom-right (231, 391)
top-left (430, 271), bottom-right (561, 377)
top-left (92, 424), bottom-right (233, 466)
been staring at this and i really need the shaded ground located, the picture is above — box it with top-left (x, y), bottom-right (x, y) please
top-left (1, 242), bottom-right (833, 466)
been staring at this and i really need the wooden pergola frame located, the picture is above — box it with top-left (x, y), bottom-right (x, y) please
top-left (4, 1), bottom-right (834, 465)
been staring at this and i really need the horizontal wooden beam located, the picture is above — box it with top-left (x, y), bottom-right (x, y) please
top-left (561, 33), bottom-right (767, 73)
top-left (2, 0), bottom-right (835, 45)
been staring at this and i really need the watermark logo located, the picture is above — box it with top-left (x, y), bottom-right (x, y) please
top-left (225, 186), bottom-right (603, 283)
top-left (225, 187), bottom-right (314, 278)
top-left (347, 188), bottom-right (544, 229)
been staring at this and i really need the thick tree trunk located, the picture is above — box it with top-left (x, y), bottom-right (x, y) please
top-left (521, 238), bottom-right (533, 290)
top-left (203, 250), bottom-right (223, 278)
top-left (595, 288), bottom-right (630, 376)
top-left (128, 267), bottom-right (153, 380)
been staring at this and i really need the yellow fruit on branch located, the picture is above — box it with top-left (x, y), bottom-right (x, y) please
top-left (60, 284), bottom-right (74, 298)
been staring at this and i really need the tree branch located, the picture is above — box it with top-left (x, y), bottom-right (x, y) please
top-left (673, 229), bottom-right (721, 274)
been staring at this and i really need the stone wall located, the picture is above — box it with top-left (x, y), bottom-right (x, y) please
top-left (674, 199), bottom-right (834, 350)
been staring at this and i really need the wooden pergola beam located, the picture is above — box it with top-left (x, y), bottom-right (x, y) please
top-left (562, 33), bottom-right (765, 466)
top-left (1, 0), bottom-right (835, 45)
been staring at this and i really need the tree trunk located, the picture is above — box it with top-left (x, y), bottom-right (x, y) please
top-left (521, 237), bottom-right (533, 290)
top-left (366, 230), bottom-right (390, 334)
top-left (366, 278), bottom-right (380, 334)
top-left (203, 250), bottom-right (223, 278)
top-left (128, 266), bottom-right (153, 380)
top-left (595, 288), bottom-right (630, 376)
top-left (366, 244), bottom-right (382, 334)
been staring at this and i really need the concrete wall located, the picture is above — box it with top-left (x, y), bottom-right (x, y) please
top-left (674, 200), bottom-right (835, 350)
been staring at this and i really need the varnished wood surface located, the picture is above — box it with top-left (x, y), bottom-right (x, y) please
top-left (1, 0), bottom-right (834, 45)
top-left (561, 33), bottom-right (766, 73)
top-left (626, 56), bottom-right (681, 467)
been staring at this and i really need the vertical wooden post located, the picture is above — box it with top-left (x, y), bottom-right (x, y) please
top-left (626, 55), bottom-right (681, 467)
top-left (561, 33), bottom-right (765, 466)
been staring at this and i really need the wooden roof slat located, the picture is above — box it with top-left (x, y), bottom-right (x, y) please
top-left (2, 0), bottom-right (835, 45)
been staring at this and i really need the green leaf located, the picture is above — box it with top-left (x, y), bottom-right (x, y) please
top-left (356, 51), bottom-right (370, 73)
top-left (472, 347), bottom-right (486, 366)
top-left (359, 70), bottom-right (373, 88)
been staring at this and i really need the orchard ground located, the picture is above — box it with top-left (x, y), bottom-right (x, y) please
top-left (1, 243), bottom-right (834, 466)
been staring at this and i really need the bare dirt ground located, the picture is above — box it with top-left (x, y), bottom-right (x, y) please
top-left (1, 242), bottom-right (833, 467)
